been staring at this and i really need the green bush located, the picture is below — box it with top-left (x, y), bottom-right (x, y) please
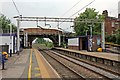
top-left (105, 28), bottom-right (120, 45)
top-left (105, 35), bottom-right (111, 42)
top-left (111, 34), bottom-right (116, 43)
top-left (116, 34), bottom-right (120, 45)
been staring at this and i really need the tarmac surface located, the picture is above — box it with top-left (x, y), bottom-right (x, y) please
top-left (0, 48), bottom-right (60, 79)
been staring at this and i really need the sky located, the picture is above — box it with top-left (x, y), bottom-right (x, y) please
top-left (0, 0), bottom-right (120, 32)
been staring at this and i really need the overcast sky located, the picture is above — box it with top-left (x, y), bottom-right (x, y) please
top-left (0, 0), bottom-right (120, 32)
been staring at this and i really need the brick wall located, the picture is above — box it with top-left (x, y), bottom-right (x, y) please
top-left (68, 46), bottom-right (79, 50)
top-left (102, 10), bottom-right (119, 35)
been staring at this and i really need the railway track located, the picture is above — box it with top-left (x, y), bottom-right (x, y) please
top-left (39, 48), bottom-right (119, 79)
top-left (39, 49), bottom-right (85, 79)
top-left (53, 49), bottom-right (120, 77)
top-left (49, 49), bottom-right (120, 79)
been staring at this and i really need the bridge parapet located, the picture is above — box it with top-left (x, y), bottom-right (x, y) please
top-left (21, 28), bottom-right (62, 35)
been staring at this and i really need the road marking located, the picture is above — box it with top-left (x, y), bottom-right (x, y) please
top-left (34, 73), bottom-right (41, 77)
top-left (28, 49), bottom-right (32, 80)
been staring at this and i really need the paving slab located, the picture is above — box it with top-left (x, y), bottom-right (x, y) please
top-left (0, 48), bottom-right (60, 79)
top-left (1, 49), bottom-right (30, 78)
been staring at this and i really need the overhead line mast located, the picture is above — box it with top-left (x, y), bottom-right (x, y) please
top-left (11, 0), bottom-right (22, 54)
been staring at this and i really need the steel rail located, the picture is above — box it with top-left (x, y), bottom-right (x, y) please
top-left (48, 50), bottom-right (117, 80)
top-left (53, 50), bottom-right (120, 77)
top-left (39, 49), bottom-right (85, 79)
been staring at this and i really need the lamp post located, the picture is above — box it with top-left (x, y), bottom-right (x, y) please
top-left (88, 24), bottom-right (92, 51)
top-left (101, 22), bottom-right (105, 51)
top-left (8, 23), bottom-right (12, 57)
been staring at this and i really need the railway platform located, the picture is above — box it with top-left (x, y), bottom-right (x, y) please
top-left (53, 47), bottom-right (120, 66)
top-left (0, 49), bottom-right (60, 79)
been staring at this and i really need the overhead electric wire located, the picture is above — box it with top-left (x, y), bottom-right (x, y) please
top-left (61, 0), bottom-right (82, 17)
top-left (11, 0), bottom-right (21, 15)
top-left (58, 0), bottom-right (95, 26)
top-left (109, 2), bottom-right (119, 14)
top-left (57, 0), bottom-right (82, 28)
top-left (70, 0), bottom-right (95, 17)
top-left (110, 9), bottom-right (118, 13)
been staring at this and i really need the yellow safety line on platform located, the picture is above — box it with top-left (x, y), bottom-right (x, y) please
top-left (28, 49), bottom-right (32, 80)
top-left (34, 49), bottom-right (50, 78)
top-left (34, 73), bottom-right (41, 77)
top-left (34, 67), bottom-right (40, 70)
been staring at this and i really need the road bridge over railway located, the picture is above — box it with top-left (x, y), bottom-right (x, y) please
top-left (20, 28), bottom-right (68, 48)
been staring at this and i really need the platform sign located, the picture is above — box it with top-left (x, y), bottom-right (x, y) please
top-left (97, 37), bottom-right (101, 46)
top-left (89, 39), bottom-right (92, 46)
top-left (88, 38), bottom-right (93, 51)
top-left (68, 38), bottom-right (79, 46)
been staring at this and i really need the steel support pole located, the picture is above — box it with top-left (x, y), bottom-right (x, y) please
top-left (58, 34), bottom-right (61, 46)
top-left (10, 24), bottom-right (12, 56)
top-left (10, 24), bottom-right (12, 39)
top-left (17, 19), bottom-right (20, 55)
top-left (26, 33), bottom-right (28, 47)
top-left (24, 32), bottom-right (25, 47)
top-left (101, 22), bottom-right (105, 51)
top-left (90, 26), bottom-right (92, 38)
top-left (88, 24), bottom-right (93, 52)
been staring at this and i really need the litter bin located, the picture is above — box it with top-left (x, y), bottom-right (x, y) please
top-left (97, 48), bottom-right (102, 52)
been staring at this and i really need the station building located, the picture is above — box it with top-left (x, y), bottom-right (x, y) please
top-left (102, 10), bottom-right (120, 35)
top-left (0, 33), bottom-right (17, 54)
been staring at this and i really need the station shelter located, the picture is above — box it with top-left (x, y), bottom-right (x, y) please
top-left (67, 35), bottom-right (101, 51)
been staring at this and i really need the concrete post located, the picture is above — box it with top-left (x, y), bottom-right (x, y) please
top-left (101, 22), bottom-right (105, 51)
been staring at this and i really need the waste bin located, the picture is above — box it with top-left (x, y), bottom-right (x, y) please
top-left (97, 48), bottom-right (102, 52)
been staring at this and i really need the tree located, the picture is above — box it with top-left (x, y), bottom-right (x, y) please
top-left (73, 8), bottom-right (104, 36)
top-left (0, 14), bottom-right (17, 33)
top-left (36, 38), bottom-right (46, 44)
